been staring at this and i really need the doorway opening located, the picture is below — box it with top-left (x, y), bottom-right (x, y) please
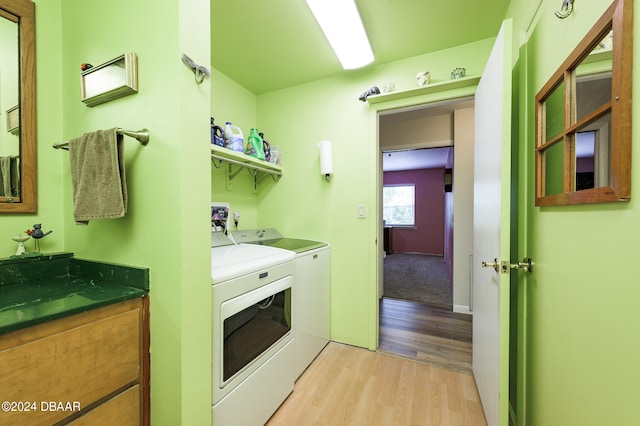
top-left (377, 97), bottom-right (475, 372)
top-left (382, 148), bottom-right (453, 307)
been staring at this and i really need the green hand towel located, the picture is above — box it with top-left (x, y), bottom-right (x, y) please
top-left (69, 128), bottom-right (127, 225)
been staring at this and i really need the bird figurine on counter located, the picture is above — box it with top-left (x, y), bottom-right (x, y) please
top-left (26, 223), bottom-right (52, 253)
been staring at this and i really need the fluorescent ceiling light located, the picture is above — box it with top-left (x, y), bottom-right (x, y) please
top-left (306, 0), bottom-right (374, 70)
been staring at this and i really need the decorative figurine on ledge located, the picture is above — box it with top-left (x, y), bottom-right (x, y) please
top-left (358, 86), bottom-right (380, 102)
top-left (10, 234), bottom-right (30, 256)
top-left (416, 70), bottom-right (431, 87)
top-left (451, 67), bottom-right (466, 79)
top-left (26, 224), bottom-right (53, 253)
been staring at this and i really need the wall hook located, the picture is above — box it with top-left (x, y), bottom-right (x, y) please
top-left (181, 53), bottom-right (210, 84)
top-left (555, 0), bottom-right (574, 19)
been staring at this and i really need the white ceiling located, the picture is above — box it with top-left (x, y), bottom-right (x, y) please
top-left (383, 147), bottom-right (452, 172)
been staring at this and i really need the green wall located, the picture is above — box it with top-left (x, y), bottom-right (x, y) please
top-left (11, 0), bottom-right (494, 423)
top-left (8, 0), bottom-right (639, 423)
top-left (257, 73), bottom-right (379, 348)
top-left (508, 0), bottom-right (640, 424)
top-left (3, 0), bottom-right (212, 424)
top-left (210, 68), bottom-right (260, 228)
top-left (59, 0), bottom-right (212, 424)
top-left (248, 38), bottom-right (494, 349)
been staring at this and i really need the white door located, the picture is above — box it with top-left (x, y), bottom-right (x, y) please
top-left (472, 19), bottom-right (513, 426)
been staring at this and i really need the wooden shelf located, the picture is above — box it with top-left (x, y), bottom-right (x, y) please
top-left (211, 145), bottom-right (282, 192)
top-left (366, 76), bottom-right (481, 104)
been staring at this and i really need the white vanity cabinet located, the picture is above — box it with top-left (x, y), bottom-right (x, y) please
top-left (294, 246), bottom-right (330, 379)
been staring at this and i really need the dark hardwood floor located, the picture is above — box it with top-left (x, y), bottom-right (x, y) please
top-left (378, 297), bottom-right (473, 375)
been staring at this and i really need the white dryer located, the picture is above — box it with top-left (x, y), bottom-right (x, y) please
top-left (211, 232), bottom-right (295, 425)
top-left (230, 228), bottom-right (330, 379)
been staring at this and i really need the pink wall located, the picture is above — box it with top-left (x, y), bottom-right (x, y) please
top-left (384, 168), bottom-right (445, 255)
top-left (577, 156), bottom-right (594, 172)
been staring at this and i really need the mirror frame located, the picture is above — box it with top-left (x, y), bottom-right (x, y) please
top-left (535, 0), bottom-right (632, 206)
top-left (0, 0), bottom-right (36, 213)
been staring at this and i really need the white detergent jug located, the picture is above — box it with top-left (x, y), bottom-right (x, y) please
top-left (223, 122), bottom-right (244, 153)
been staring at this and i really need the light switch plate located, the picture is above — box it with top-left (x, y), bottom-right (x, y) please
top-left (358, 204), bottom-right (366, 218)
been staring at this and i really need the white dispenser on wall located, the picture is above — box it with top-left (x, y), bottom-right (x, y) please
top-left (318, 140), bottom-right (333, 180)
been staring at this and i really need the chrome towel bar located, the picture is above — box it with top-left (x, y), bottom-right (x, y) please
top-left (53, 128), bottom-right (150, 150)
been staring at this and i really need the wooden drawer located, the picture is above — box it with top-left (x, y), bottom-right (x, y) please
top-left (0, 298), bottom-right (147, 426)
top-left (69, 385), bottom-right (140, 426)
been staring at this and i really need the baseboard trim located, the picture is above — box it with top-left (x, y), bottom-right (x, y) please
top-left (393, 251), bottom-right (444, 257)
top-left (453, 305), bottom-right (472, 315)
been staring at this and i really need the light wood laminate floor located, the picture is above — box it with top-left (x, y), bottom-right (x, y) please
top-left (267, 342), bottom-right (486, 426)
top-left (378, 298), bottom-right (473, 375)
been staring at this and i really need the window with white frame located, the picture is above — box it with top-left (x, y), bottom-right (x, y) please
top-left (383, 184), bottom-right (415, 226)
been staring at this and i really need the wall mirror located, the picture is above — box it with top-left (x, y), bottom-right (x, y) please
top-left (0, 0), bottom-right (36, 213)
top-left (535, 0), bottom-right (632, 206)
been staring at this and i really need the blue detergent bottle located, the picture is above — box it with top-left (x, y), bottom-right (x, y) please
top-left (211, 118), bottom-right (224, 146)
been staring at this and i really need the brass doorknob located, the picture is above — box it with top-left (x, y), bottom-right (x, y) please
top-left (509, 257), bottom-right (534, 273)
top-left (481, 258), bottom-right (500, 273)
top-left (481, 257), bottom-right (534, 274)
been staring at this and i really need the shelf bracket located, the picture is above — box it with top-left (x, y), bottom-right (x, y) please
top-left (211, 153), bottom-right (282, 192)
top-left (229, 164), bottom-right (243, 181)
top-left (226, 163), bottom-right (236, 190)
top-left (249, 168), bottom-right (259, 193)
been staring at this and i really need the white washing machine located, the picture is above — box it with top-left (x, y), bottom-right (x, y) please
top-left (230, 228), bottom-right (330, 379)
top-left (211, 232), bottom-right (296, 425)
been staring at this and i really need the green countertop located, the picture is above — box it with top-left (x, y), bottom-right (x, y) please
top-left (0, 253), bottom-right (149, 335)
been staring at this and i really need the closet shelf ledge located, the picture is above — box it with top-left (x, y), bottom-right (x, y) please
top-left (366, 76), bottom-right (480, 104)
